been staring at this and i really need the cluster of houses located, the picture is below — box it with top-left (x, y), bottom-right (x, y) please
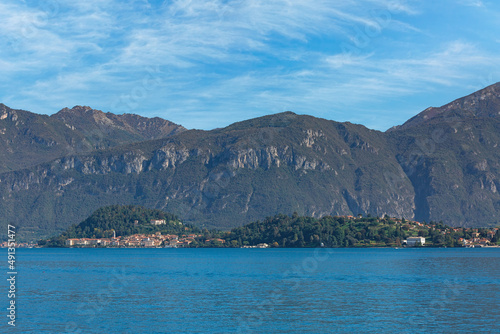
top-left (0, 241), bottom-right (36, 248)
top-left (65, 218), bottom-right (202, 247)
top-left (459, 230), bottom-right (499, 247)
top-left (345, 215), bottom-right (499, 247)
top-left (65, 232), bottom-right (203, 248)
top-left (401, 227), bottom-right (499, 247)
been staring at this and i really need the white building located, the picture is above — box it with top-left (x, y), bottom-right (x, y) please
top-left (141, 238), bottom-right (156, 247)
top-left (406, 237), bottom-right (425, 246)
top-left (65, 239), bottom-right (79, 246)
top-left (150, 219), bottom-right (166, 225)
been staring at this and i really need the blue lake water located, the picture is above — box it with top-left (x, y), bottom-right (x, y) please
top-left (3, 248), bottom-right (500, 333)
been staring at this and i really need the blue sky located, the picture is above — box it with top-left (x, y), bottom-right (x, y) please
top-left (1, 0), bottom-right (499, 130)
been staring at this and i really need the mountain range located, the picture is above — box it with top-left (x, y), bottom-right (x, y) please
top-left (1, 83), bottom-right (500, 240)
top-left (0, 104), bottom-right (185, 173)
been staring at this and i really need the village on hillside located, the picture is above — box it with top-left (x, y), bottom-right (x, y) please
top-left (48, 217), bottom-right (500, 248)
top-left (2, 216), bottom-right (499, 248)
top-left (61, 218), bottom-right (222, 248)
top-left (63, 232), bottom-right (207, 248)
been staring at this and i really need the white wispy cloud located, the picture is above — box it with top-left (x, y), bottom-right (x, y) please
top-left (0, 0), bottom-right (499, 131)
top-left (459, 0), bottom-right (484, 7)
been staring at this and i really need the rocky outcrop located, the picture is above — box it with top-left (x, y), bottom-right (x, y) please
top-left (0, 104), bottom-right (185, 173)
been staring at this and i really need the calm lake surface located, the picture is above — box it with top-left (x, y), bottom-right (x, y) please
top-left (5, 248), bottom-right (500, 333)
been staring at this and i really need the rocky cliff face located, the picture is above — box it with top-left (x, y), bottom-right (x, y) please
top-left (52, 106), bottom-right (185, 143)
top-left (0, 112), bottom-right (416, 239)
top-left (0, 104), bottom-right (185, 173)
top-left (1, 83), bottom-right (500, 240)
top-left (388, 83), bottom-right (500, 227)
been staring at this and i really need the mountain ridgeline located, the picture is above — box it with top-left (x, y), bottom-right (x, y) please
top-left (0, 104), bottom-right (185, 173)
top-left (2, 83), bottom-right (500, 240)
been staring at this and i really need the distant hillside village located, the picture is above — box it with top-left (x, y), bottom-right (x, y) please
top-left (0, 241), bottom-right (38, 248)
top-left (65, 232), bottom-right (202, 248)
top-left (31, 211), bottom-right (500, 248)
top-left (62, 219), bottom-right (206, 247)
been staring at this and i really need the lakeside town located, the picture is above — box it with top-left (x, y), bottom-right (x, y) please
top-left (58, 222), bottom-right (500, 248)
top-left (3, 216), bottom-right (499, 248)
top-left (65, 232), bottom-right (208, 248)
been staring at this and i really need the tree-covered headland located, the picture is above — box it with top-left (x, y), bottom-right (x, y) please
top-left (43, 205), bottom-right (500, 248)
